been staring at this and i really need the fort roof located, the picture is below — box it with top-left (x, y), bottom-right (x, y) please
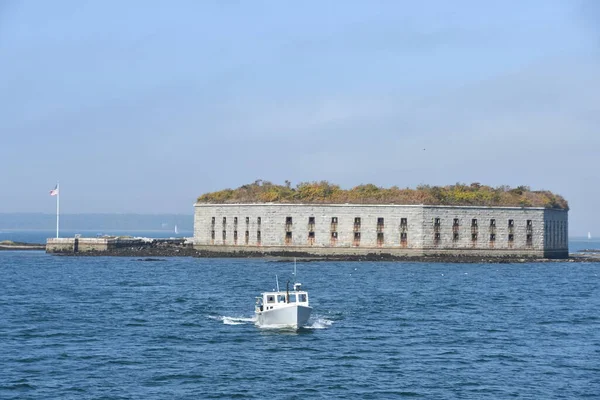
top-left (196, 181), bottom-right (568, 210)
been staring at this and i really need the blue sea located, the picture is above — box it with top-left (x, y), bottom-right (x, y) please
top-left (0, 233), bottom-right (599, 399)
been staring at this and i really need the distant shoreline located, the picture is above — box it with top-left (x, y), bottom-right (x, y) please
top-left (0, 241), bottom-right (45, 250)
top-left (0, 229), bottom-right (192, 233)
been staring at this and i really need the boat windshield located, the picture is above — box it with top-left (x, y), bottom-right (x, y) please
top-left (288, 294), bottom-right (296, 303)
top-left (299, 293), bottom-right (307, 303)
top-left (277, 294), bottom-right (286, 303)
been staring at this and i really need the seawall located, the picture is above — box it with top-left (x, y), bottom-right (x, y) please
top-left (46, 237), bottom-right (189, 254)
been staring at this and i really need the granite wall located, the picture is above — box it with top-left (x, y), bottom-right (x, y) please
top-left (193, 204), bottom-right (569, 258)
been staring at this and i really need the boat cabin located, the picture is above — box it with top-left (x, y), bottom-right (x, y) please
top-left (255, 283), bottom-right (309, 312)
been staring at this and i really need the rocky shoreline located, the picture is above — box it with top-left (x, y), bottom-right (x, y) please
top-left (47, 244), bottom-right (597, 263)
top-left (3, 239), bottom-right (597, 263)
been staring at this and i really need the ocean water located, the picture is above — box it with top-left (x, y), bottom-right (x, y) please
top-left (0, 250), bottom-right (599, 399)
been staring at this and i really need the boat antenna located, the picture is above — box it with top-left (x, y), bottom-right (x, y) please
top-left (276, 274), bottom-right (280, 292)
top-left (293, 257), bottom-right (297, 283)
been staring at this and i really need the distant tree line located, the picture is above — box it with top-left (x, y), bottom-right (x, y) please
top-left (196, 180), bottom-right (568, 209)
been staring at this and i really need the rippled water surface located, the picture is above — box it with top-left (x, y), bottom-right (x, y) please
top-left (1, 251), bottom-right (599, 399)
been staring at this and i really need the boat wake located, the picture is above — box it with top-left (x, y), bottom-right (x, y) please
top-left (208, 315), bottom-right (256, 325)
top-left (304, 317), bottom-right (334, 329)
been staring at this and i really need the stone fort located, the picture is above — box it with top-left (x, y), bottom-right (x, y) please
top-left (193, 203), bottom-right (568, 259)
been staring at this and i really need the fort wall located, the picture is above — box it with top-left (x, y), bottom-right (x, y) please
top-left (193, 203), bottom-right (568, 258)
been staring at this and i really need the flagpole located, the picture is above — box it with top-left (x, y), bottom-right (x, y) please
top-left (56, 181), bottom-right (60, 238)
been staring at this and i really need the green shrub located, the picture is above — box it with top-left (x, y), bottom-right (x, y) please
top-left (196, 181), bottom-right (568, 209)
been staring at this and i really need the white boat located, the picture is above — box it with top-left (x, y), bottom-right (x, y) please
top-left (255, 281), bottom-right (312, 329)
top-left (174, 225), bottom-right (179, 235)
top-left (255, 262), bottom-right (312, 329)
top-left (588, 232), bottom-right (592, 240)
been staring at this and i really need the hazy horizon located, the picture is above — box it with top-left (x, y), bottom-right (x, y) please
top-left (0, 212), bottom-right (193, 231)
top-left (1, 1), bottom-right (598, 236)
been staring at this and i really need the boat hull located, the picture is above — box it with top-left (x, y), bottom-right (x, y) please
top-left (255, 304), bottom-right (312, 329)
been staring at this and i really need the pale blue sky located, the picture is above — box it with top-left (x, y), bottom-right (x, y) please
top-left (1, 1), bottom-right (598, 235)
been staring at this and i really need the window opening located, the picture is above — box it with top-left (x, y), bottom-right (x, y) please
top-left (400, 232), bottom-right (408, 246)
top-left (353, 232), bottom-right (361, 246)
top-left (308, 231), bottom-right (315, 245)
top-left (308, 216), bottom-right (315, 231)
top-left (526, 233), bottom-right (533, 246)
top-left (377, 232), bottom-right (384, 246)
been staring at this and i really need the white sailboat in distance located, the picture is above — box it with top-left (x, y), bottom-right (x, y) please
top-left (588, 232), bottom-right (591, 240)
top-left (175, 224), bottom-right (179, 235)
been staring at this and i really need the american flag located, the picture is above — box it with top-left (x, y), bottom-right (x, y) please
top-left (50, 185), bottom-right (59, 196)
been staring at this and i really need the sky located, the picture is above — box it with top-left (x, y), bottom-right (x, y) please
top-left (0, 0), bottom-right (598, 235)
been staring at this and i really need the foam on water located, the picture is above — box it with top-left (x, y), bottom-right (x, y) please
top-left (305, 317), bottom-right (334, 329)
top-left (223, 316), bottom-right (256, 325)
top-left (208, 315), bottom-right (256, 325)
